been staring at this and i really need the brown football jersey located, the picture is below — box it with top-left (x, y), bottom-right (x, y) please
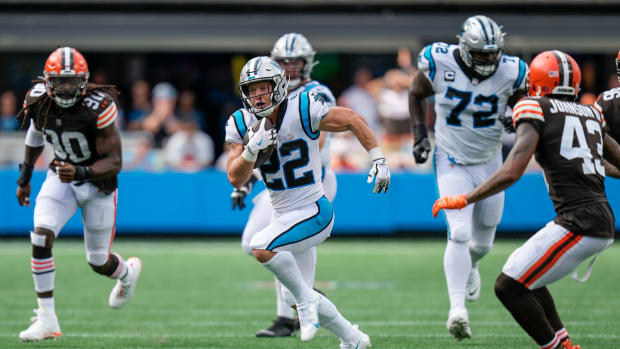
top-left (513, 96), bottom-right (614, 238)
top-left (24, 82), bottom-right (120, 193)
top-left (595, 87), bottom-right (620, 141)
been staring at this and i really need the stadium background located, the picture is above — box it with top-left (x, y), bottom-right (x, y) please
top-left (0, 0), bottom-right (619, 235)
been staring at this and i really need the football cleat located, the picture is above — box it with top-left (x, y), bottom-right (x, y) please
top-left (256, 316), bottom-right (299, 337)
top-left (340, 325), bottom-right (372, 349)
top-left (560, 339), bottom-right (581, 349)
top-left (447, 308), bottom-right (472, 341)
top-left (19, 308), bottom-right (62, 342)
top-left (109, 257), bottom-right (142, 309)
top-left (465, 266), bottom-right (481, 301)
top-left (297, 297), bottom-right (320, 342)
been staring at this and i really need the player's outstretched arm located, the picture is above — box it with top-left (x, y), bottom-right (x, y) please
top-left (603, 133), bottom-right (620, 178)
top-left (433, 122), bottom-right (539, 217)
top-left (319, 107), bottom-right (390, 193)
top-left (408, 70), bottom-right (434, 163)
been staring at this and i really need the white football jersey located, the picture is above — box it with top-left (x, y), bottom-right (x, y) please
top-left (418, 43), bottom-right (528, 165)
top-left (225, 91), bottom-right (330, 213)
top-left (289, 80), bottom-right (336, 168)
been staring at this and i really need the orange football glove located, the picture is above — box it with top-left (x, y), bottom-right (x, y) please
top-left (432, 194), bottom-right (468, 218)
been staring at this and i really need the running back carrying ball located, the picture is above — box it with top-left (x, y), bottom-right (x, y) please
top-left (243, 117), bottom-right (276, 168)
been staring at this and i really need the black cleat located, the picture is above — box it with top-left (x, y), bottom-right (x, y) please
top-left (256, 316), bottom-right (299, 337)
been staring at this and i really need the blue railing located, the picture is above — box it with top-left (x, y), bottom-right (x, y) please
top-left (2, 169), bottom-right (619, 236)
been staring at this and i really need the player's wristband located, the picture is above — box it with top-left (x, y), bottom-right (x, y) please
top-left (74, 166), bottom-right (93, 181)
top-left (241, 147), bottom-right (258, 162)
top-left (368, 147), bottom-right (385, 162)
top-left (16, 163), bottom-right (34, 187)
top-left (413, 124), bottom-right (427, 142)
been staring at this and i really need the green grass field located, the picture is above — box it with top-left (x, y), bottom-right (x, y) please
top-left (0, 238), bottom-right (618, 349)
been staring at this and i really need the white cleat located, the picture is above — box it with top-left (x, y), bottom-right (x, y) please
top-left (465, 266), bottom-right (481, 301)
top-left (19, 308), bottom-right (62, 342)
top-left (340, 325), bottom-right (372, 349)
top-left (109, 257), bottom-right (142, 309)
top-left (447, 308), bottom-right (472, 341)
top-left (297, 297), bottom-right (320, 342)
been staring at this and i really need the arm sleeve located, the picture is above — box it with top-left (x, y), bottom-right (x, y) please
top-left (25, 119), bottom-right (45, 147)
top-left (417, 45), bottom-right (437, 84)
top-left (513, 99), bottom-right (545, 135)
top-left (97, 101), bottom-right (118, 129)
top-left (310, 85), bottom-right (337, 108)
top-left (225, 110), bottom-right (246, 144)
top-left (512, 59), bottom-right (528, 91)
top-left (308, 92), bottom-right (331, 133)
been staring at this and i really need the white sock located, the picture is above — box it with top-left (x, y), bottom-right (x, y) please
top-left (261, 251), bottom-right (314, 304)
top-left (316, 292), bottom-right (359, 343)
top-left (109, 253), bottom-right (130, 285)
top-left (275, 278), bottom-right (295, 319)
top-left (31, 257), bottom-right (55, 293)
top-left (444, 240), bottom-right (471, 310)
top-left (37, 297), bottom-right (55, 314)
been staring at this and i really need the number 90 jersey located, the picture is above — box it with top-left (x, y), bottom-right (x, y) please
top-left (513, 97), bottom-right (613, 238)
top-left (225, 92), bottom-right (330, 213)
top-left (24, 83), bottom-right (118, 167)
top-left (418, 43), bottom-right (527, 165)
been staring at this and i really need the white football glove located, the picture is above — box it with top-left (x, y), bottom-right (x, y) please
top-left (242, 118), bottom-right (277, 162)
top-left (367, 147), bottom-right (390, 194)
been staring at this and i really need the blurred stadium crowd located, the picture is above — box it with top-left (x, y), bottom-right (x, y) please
top-left (0, 47), bottom-right (618, 174)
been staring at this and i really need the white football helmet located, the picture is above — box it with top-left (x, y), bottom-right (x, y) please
top-left (270, 33), bottom-right (318, 89)
top-left (238, 56), bottom-right (288, 118)
top-left (457, 15), bottom-right (505, 77)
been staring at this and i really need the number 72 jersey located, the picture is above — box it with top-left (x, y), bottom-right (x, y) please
top-left (418, 43), bottom-right (527, 165)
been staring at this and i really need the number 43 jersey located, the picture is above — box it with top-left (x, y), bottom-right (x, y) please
top-left (225, 91), bottom-right (330, 213)
top-left (418, 43), bottom-right (527, 165)
top-left (513, 97), bottom-right (614, 238)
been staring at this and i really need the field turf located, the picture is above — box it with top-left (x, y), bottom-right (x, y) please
top-left (0, 238), bottom-right (618, 349)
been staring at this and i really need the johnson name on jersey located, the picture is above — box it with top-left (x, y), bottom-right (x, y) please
top-left (225, 91), bottom-right (330, 212)
top-left (418, 43), bottom-right (528, 165)
top-left (513, 97), bottom-right (613, 238)
top-left (289, 80), bottom-right (336, 169)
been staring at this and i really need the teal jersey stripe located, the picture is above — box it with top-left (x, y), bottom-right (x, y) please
top-left (424, 46), bottom-right (436, 81)
top-left (267, 196), bottom-right (333, 251)
top-left (233, 110), bottom-right (247, 139)
top-left (514, 59), bottom-right (527, 90)
top-left (299, 91), bottom-right (320, 140)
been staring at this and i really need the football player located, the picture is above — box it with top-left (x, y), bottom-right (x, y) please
top-left (225, 56), bottom-right (390, 348)
top-left (433, 50), bottom-right (620, 349)
top-left (15, 47), bottom-right (142, 341)
top-left (594, 49), bottom-right (620, 175)
top-left (408, 15), bottom-right (528, 340)
top-left (231, 33), bottom-right (338, 337)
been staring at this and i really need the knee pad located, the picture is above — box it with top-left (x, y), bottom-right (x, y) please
top-left (470, 242), bottom-right (492, 257)
top-left (241, 240), bottom-right (253, 256)
top-left (448, 223), bottom-right (472, 243)
top-left (31, 229), bottom-right (54, 248)
top-left (280, 287), bottom-right (296, 308)
top-left (87, 250), bottom-right (108, 267)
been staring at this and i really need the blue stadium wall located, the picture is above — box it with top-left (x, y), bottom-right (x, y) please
top-left (1, 170), bottom-right (619, 236)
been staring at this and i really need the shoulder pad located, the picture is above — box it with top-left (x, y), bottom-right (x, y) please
top-left (24, 83), bottom-right (47, 107)
top-left (512, 98), bottom-right (544, 125)
top-left (83, 89), bottom-right (116, 114)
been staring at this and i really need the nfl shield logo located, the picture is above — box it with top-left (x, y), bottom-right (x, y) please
top-left (472, 78), bottom-right (479, 85)
top-left (56, 119), bottom-right (61, 126)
